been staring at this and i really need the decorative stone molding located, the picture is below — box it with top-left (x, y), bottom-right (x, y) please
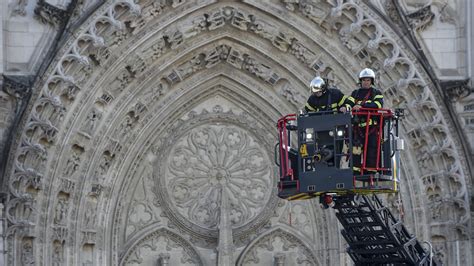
top-left (406, 5), bottom-right (435, 31)
top-left (440, 79), bottom-right (472, 102)
top-left (12, 0), bottom-right (29, 16)
top-left (2, 75), bottom-right (34, 103)
top-left (34, 0), bottom-right (69, 27)
top-left (1, 0), bottom-right (471, 265)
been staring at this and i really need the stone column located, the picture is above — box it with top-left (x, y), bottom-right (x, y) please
top-left (0, 203), bottom-right (4, 266)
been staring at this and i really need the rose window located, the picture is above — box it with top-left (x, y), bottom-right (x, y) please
top-left (165, 124), bottom-right (272, 229)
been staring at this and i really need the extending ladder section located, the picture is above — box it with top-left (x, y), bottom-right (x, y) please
top-left (333, 194), bottom-right (437, 265)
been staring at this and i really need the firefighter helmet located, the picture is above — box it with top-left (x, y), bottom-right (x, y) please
top-left (359, 68), bottom-right (376, 80)
top-left (310, 76), bottom-right (326, 93)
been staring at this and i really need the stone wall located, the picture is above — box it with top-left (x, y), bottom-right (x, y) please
top-left (0, 0), bottom-right (472, 265)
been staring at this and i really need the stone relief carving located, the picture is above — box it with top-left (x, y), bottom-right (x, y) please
top-left (239, 229), bottom-right (318, 265)
top-left (141, 83), bottom-right (166, 107)
top-left (165, 44), bottom-right (281, 86)
top-left (1, 1), bottom-right (470, 264)
top-left (107, 69), bottom-right (133, 96)
top-left (83, 199), bottom-right (98, 229)
top-left (278, 81), bottom-right (306, 107)
top-left (52, 241), bottom-right (64, 266)
top-left (21, 238), bottom-right (35, 265)
top-left (432, 1), bottom-right (457, 24)
top-left (17, 139), bottom-right (47, 172)
top-left (140, 37), bottom-right (166, 66)
top-left (12, 0), bottom-right (29, 16)
top-left (289, 39), bottom-right (316, 66)
top-left (163, 124), bottom-right (271, 229)
top-left (129, 0), bottom-right (167, 34)
top-left (34, 0), bottom-right (68, 27)
top-left (283, 0), bottom-right (328, 25)
top-left (93, 138), bottom-right (122, 182)
top-left (406, 5), bottom-right (435, 31)
top-left (118, 112), bottom-right (139, 139)
top-left (80, 108), bottom-right (103, 138)
top-left (121, 229), bottom-right (202, 265)
top-left (54, 198), bottom-right (69, 225)
top-left (63, 144), bottom-right (84, 177)
top-left (6, 197), bottom-right (36, 225)
top-left (441, 79), bottom-right (472, 102)
top-left (126, 166), bottom-right (162, 239)
top-left (9, 163), bottom-right (43, 198)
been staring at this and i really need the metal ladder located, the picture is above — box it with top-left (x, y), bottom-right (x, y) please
top-left (333, 194), bottom-right (437, 265)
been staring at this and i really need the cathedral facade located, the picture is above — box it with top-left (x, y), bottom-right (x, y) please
top-left (0, 0), bottom-right (472, 265)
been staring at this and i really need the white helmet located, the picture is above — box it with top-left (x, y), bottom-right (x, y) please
top-left (310, 76), bottom-right (326, 93)
top-left (359, 68), bottom-right (375, 80)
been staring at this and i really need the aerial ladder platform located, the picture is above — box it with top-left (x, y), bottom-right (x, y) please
top-left (332, 194), bottom-right (436, 265)
top-left (276, 109), bottom-right (439, 265)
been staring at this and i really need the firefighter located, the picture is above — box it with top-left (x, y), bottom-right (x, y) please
top-left (350, 68), bottom-right (384, 174)
top-left (302, 76), bottom-right (353, 168)
top-left (304, 76), bottom-right (352, 113)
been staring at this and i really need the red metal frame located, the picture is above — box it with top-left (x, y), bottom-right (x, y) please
top-left (277, 114), bottom-right (297, 184)
top-left (351, 108), bottom-right (393, 183)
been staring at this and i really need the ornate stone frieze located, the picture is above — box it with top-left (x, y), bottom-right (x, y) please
top-left (440, 79), bottom-right (472, 102)
top-left (405, 5), bottom-right (435, 31)
top-left (2, 1), bottom-right (472, 265)
top-left (2, 75), bottom-right (34, 107)
top-left (165, 44), bottom-right (281, 86)
top-left (34, 0), bottom-right (69, 27)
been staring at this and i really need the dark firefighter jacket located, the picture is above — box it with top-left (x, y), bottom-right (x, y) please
top-left (350, 86), bottom-right (384, 109)
top-left (350, 86), bottom-right (384, 127)
top-left (304, 88), bottom-right (353, 113)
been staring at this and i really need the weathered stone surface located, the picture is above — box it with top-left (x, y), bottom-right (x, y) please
top-left (0, 0), bottom-right (472, 265)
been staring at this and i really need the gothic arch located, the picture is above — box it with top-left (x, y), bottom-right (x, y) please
top-left (119, 226), bottom-right (204, 265)
top-left (236, 225), bottom-right (321, 265)
top-left (3, 0), bottom-right (471, 265)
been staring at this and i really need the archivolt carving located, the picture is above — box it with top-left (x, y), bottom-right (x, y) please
top-left (120, 228), bottom-right (203, 265)
top-left (3, 0), bottom-right (471, 265)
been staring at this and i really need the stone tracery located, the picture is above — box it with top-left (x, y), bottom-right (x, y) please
top-left (164, 124), bottom-right (271, 229)
top-left (1, 0), bottom-right (471, 265)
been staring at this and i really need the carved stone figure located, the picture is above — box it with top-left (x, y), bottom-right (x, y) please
top-left (13, 0), bottom-right (28, 16)
top-left (54, 198), bottom-right (68, 225)
top-left (80, 108), bottom-right (102, 137)
top-left (21, 240), bottom-right (35, 265)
